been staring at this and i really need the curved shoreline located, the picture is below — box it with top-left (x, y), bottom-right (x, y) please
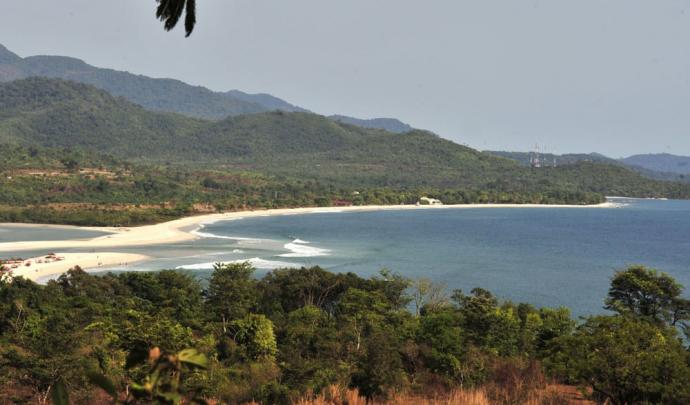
top-left (0, 202), bottom-right (617, 281)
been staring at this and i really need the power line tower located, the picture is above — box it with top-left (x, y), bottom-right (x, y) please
top-left (529, 144), bottom-right (541, 168)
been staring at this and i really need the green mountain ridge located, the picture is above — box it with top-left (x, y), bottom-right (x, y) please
top-left (2, 77), bottom-right (690, 201)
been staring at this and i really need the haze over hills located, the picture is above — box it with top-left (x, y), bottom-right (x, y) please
top-left (2, 77), bottom-right (690, 200)
top-left (219, 92), bottom-right (414, 132)
top-left (0, 43), bottom-right (413, 132)
top-left (621, 154), bottom-right (690, 175)
top-left (225, 90), bottom-right (309, 113)
top-left (0, 44), bottom-right (21, 64)
top-left (0, 40), bottom-right (686, 195)
top-left (0, 45), bottom-right (270, 119)
top-left (328, 115), bottom-right (413, 133)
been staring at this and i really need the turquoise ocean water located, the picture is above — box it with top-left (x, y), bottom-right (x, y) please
top-left (3, 198), bottom-right (689, 316)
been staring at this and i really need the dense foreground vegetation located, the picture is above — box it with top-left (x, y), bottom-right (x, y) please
top-left (0, 264), bottom-right (688, 404)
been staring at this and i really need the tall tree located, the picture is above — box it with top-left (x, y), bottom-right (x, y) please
top-left (206, 262), bottom-right (257, 333)
top-left (605, 265), bottom-right (689, 327)
top-left (411, 278), bottom-right (448, 317)
top-left (230, 314), bottom-right (278, 361)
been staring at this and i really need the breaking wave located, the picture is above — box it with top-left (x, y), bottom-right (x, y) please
top-left (279, 239), bottom-right (331, 258)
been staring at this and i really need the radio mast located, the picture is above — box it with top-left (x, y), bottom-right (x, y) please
top-left (529, 144), bottom-right (541, 168)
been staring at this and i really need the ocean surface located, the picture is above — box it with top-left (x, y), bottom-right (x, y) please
top-left (3, 198), bottom-right (690, 316)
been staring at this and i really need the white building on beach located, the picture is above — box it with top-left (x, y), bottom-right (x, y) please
top-left (418, 197), bottom-right (443, 205)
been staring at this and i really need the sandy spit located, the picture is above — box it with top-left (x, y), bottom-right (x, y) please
top-left (3, 252), bottom-right (150, 282)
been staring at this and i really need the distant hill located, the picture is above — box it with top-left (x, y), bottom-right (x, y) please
top-left (0, 44), bottom-right (21, 65)
top-left (0, 45), bottom-right (25, 80)
top-left (0, 52), bottom-right (268, 120)
top-left (225, 90), bottom-right (309, 113)
top-left (489, 151), bottom-right (690, 183)
top-left (621, 154), bottom-right (690, 175)
top-left (328, 115), bottom-right (413, 133)
top-left (0, 44), bottom-right (414, 131)
top-left (2, 78), bottom-right (690, 200)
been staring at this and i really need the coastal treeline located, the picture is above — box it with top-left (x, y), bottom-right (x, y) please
top-left (0, 145), bottom-right (608, 227)
top-left (0, 264), bottom-right (688, 404)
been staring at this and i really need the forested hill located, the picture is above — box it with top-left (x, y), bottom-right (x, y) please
top-left (2, 78), bottom-right (690, 200)
top-left (0, 78), bottom-right (206, 157)
top-left (0, 78), bottom-right (512, 187)
top-left (0, 78), bottom-right (470, 165)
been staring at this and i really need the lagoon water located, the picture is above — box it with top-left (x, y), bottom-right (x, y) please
top-left (0, 224), bottom-right (108, 244)
top-left (4, 198), bottom-right (690, 316)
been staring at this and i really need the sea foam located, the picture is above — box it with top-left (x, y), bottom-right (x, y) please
top-left (279, 239), bottom-right (331, 258)
top-left (176, 257), bottom-right (297, 270)
top-left (191, 229), bottom-right (259, 241)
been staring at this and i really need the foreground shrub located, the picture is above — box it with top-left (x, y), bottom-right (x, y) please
top-left (545, 315), bottom-right (690, 404)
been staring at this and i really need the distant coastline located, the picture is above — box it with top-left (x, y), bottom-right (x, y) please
top-left (1, 202), bottom-right (617, 282)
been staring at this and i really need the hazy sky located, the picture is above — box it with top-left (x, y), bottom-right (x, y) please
top-left (2, 0), bottom-right (689, 156)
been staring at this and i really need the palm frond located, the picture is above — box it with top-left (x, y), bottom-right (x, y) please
top-left (185, 0), bottom-right (196, 38)
top-left (155, 0), bottom-right (196, 37)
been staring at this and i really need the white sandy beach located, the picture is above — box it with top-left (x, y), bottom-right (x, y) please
top-left (0, 202), bottom-right (617, 281)
top-left (2, 252), bottom-right (150, 282)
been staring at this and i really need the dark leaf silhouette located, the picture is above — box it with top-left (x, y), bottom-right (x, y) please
top-left (156, 0), bottom-right (196, 37)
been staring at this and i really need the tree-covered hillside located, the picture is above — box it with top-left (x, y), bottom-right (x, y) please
top-left (2, 78), bottom-right (690, 204)
top-left (0, 78), bottom-right (206, 158)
